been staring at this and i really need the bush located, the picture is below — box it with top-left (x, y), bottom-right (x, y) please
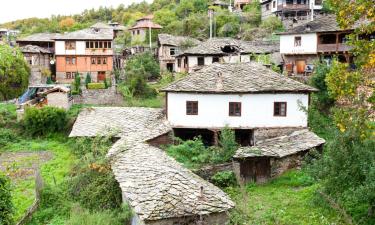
top-left (211, 127), bottom-right (238, 163)
top-left (23, 106), bottom-right (68, 136)
top-left (84, 73), bottom-right (92, 87)
top-left (128, 76), bottom-right (157, 98)
top-left (125, 52), bottom-right (160, 80)
top-left (87, 83), bottom-right (106, 90)
top-left (0, 174), bottom-right (13, 225)
top-left (309, 62), bottom-right (335, 110)
top-left (0, 128), bottom-right (18, 148)
top-left (211, 171), bottom-right (237, 188)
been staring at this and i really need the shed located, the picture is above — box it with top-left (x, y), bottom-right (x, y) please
top-left (41, 86), bottom-right (72, 110)
top-left (233, 129), bottom-right (325, 183)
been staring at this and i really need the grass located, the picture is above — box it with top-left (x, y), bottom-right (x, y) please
top-left (227, 170), bottom-right (344, 225)
top-left (123, 95), bottom-right (164, 108)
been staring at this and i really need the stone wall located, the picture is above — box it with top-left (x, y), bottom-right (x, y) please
top-left (254, 127), bottom-right (304, 143)
top-left (72, 86), bottom-right (123, 106)
top-left (194, 163), bottom-right (233, 181)
top-left (144, 212), bottom-right (230, 225)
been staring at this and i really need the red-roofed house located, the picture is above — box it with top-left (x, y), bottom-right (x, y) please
top-left (128, 15), bottom-right (162, 43)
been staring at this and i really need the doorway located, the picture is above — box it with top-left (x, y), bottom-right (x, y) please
top-left (97, 71), bottom-right (106, 82)
top-left (166, 63), bottom-right (174, 72)
top-left (295, 60), bottom-right (306, 74)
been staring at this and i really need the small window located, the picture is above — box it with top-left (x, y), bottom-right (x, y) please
top-left (186, 101), bottom-right (198, 115)
top-left (137, 30), bottom-right (140, 35)
top-left (91, 57), bottom-right (96, 64)
top-left (99, 42), bottom-right (103, 48)
top-left (103, 57), bottom-right (107, 64)
top-left (65, 41), bottom-right (76, 50)
top-left (266, 4), bottom-right (270, 10)
top-left (104, 42), bottom-right (108, 48)
top-left (170, 48), bottom-right (176, 56)
top-left (97, 57), bottom-right (102, 65)
top-left (95, 42), bottom-right (99, 48)
top-left (294, 36), bottom-right (302, 47)
top-left (274, 102), bottom-right (287, 117)
top-left (86, 42), bottom-right (90, 48)
top-left (197, 57), bottom-right (204, 66)
top-left (66, 72), bottom-right (73, 79)
top-left (212, 57), bottom-right (220, 63)
top-left (90, 41), bottom-right (94, 48)
top-left (66, 57), bottom-right (71, 65)
top-left (177, 59), bottom-right (181, 67)
top-left (71, 57), bottom-right (76, 65)
top-left (229, 102), bottom-right (241, 117)
top-left (108, 42), bottom-right (112, 48)
top-left (273, 1), bottom-right (276, 8)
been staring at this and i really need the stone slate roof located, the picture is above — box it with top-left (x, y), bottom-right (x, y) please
top-left (158, 34), bottom-right (201, 47)
top-left (17, 33), bottom-right (61, 42)
top-left (161, 62), bottom-right (317, 93)
top-left (70, 107), bottom-right (234, 222)
top-left (179, 38), bottom-right (279, 56)
top-left (20, 45), bottom-right (52, 54)
top-left (279, 15), bottom-right (353, 35)
top-left (54, 28), bottom-right (113, 40)
top-left (234, 130), bottom-right (325, 158)
top-left (129, 16), bottom-right (162, 30)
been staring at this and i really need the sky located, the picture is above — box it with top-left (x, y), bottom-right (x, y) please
top-left (0, 0), bottom-right (152, 24)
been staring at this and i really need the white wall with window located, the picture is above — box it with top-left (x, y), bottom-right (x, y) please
top-left (280, 33), bottom-right (317, 54)
top-left (166, 92), bottom-right (309, 128)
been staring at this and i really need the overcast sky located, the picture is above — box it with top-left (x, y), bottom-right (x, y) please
top-left (0, 0), bottom-right (152, 24)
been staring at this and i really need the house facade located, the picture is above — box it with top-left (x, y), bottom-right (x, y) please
top-left (162, 62), bottom-right (316, 145)
top-left (279, 15), bottom-right (355, 76)
top-left (157, 34), bottom-right (200, 72)
top-left (53, 27), bottom-right (114, 84)
top-left (175, 38), bottom-right (280, 73)
top-left (128, 15), bottom-right (162, 43)
top-left (234, 0), bottom-right (252, 10)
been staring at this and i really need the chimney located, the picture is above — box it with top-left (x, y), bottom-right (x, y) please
top-left (216, 72), bottom-right (223, 91)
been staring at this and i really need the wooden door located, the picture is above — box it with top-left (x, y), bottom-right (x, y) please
top-left (255, 158), bottom-right (271, 183)
top-left (97, 71), bottom-right (106, 82)
top-left (296, 60), bottom-right (306, 74)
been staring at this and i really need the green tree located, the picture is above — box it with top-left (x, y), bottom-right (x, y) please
top-left (125, 52), bottom-right (160, 80)
top-left (85, 73), bottom-right (92, 87)
top-left (309, 62), bottom-right (335, 110)
top-left (0, 173), bottom-right (13, 225)
top-left (0, 45), bottom-right (30, 101)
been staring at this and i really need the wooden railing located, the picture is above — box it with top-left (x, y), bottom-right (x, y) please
top-left (278, 4), bottom-right (309, 11)
top-left (317, 43), bottom-right (352, 53)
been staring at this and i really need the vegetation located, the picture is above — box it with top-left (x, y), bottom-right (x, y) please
top-left (87, 83), bottom-right (106, 89)
top-left (0, 173), bottom-right (13, 225)
top-left (23, 106), bottom-right (68, 136)
top-left (0, 45), bottom-right (30, 101)
top-left (211, 171), bottom-right (237, 189)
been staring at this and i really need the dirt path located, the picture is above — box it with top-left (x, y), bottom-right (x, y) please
top-left (0, 151), bottom-right (53, 180)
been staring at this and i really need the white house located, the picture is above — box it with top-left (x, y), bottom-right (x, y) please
top-left (175, 38), bottom-right (280, 73)
top-left (278, 15), bottom-right (354, 76)
top-left (161, 62), bottom-right (316, 145)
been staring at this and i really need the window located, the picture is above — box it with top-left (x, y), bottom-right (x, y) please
top-left (91, 57), bottom-right (96, 64)
top-left (170, 48), bottom-right (176, 56)
top-left (103, 57), bottom-right (107, 64)
top-left (86, 42), bottom-right (90, 48)
top-left (212, 57), bottom-right (220, 63)
top-left (66, 57), bottom-right (71, 65)
top-left (294, 36), bottom-right (302, 47)
top-left (266, 4), bottom-right (270, 10)
top-left (65, 41), bottom-right (76, 50)
top-left (95, 42), bottom-right (99, 48)
top-left (104, 42), bottom-right (108, 48)
top-left (108, 42), bottom-right (112, 49)
top-left (66, 72), bottom-right (73, 79)
top-left (274, 102), bottom-right (287, 117)
top-left (273, 1), bottom-right (276, 8)
top-left (97, 57), bottom-right (102, 65)
top-left (137, 30), bottom-right (140, 35)
top-left (197, 57), bottom-right (204, 66)
top-left (99, 42), bottom-right (103, 48)
top-left (71, 57), bottom-right (76, 65)
top-left (177, 59), bottom-right (181, 67)
top-left (90, 41), bottom-right (94, 48)
top-left (229, 102), bottom-right (241, 117)
top-left (186, 101), bottom-right (198, 115)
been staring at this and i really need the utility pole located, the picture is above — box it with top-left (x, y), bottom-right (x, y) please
top-left (311, 1), bottom-right (315, 21)
top-left (209, 9), bottom-right (213, 39)
top-left (229, 0), bottom-right (233, 12)
top-left (149, 24), bottom-right (152, 49)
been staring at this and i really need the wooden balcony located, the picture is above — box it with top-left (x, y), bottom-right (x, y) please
top-left (317, 43), bottom-right (352, 53)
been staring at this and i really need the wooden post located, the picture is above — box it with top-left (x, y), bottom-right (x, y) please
top-left (213, 130), bottom-right (219, 146)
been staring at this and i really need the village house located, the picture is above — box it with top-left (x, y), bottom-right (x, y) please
top-left (157, 34), bottom-right (201, 72)
top-left (161, 62), bottom-right (324, 183)
top-left (174, 38), bottom-right (280, 73)
top-left (260, 0), bottom-right (324, 23)
top-left (53, 27), bottom-right (114, 84)
top-left (69, 107), bottom-right (234, 225)
top-left (128, 15), bottom-right (162, 44)
top-left (17, 33), bottom-right (60, 53)
top-left (20, 45), bottom-right (53, 85)
top-left (210, 0), bottom-right (230, 10)
top-left (278, 15), bottom-right (361, 76)
top-left (234, 0), bottom-right (252, 10)
top-left (0, 28), bottom-right (20, 44)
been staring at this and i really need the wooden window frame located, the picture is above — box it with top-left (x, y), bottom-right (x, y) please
top-left (71, 57), bottom-right (76, 65)
top-left (186, 101), bottom-right (198, 115)
top-left (97, 57), bottom-right (102, 65)
top-left (294, 36), bottom-right (302, 47)
top-left (95, 42), bottom-right (99, 48)
top-left (91, 57), bottom-right (96, 64)
top-left (90, 41), bottom-right (94, 48)
top-left (274, 102), bottom-right (287, 117)
top-left (65, 41), bottom-right (76, 50)
top-left (86, 41), bottom-right (90, 49)
top-left (170, 48), bottom-right (176, 56)
top-left (229, 102), bottom-right (242, 117)
top-left (66, 57), bottom-right (71, 65)
top-left (212, 57), bottom-right (220, 63)
top-left (103, 57), bottom-right (107, 64)
top-left (66, 72), bottom-right (73, 79)
top-left (99, 41), bottom-right (103, 48)
top-left (108, 42), bottom-right (112, 49)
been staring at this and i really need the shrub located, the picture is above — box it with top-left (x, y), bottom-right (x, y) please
top-left (125, 52), bottom-right (160, 80)
top-left (23, 106), bottom-right (68, 136)
top-left (309, 62), bottom-right (335, 110)
top-left (211, 171), bottom-right (237, 188)
top-left (0, 174), bottom-right (13, 225)
top-left (128, 76), bottom-right (157, 98)
top-left (0, 128), bottom-right (18, 148)
top-left (211, 127), bottom-right (238, 163)
top-left (0, 104), bottom-right (17, 127)
top-left (87, 83), bottom-right (106, 90)
top-left (104, 78), bottom-right (108, 89)
top-left (84, 73), bottom-right (92, 87)
top-left (73, 73), bottom-right (82, 94)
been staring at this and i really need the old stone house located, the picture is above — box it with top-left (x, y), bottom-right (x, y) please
top-left (128, 15), bottom-right (162, 44)
top-left (70, 107), bottom-right (234, 225)
top-left (175, 38), bottom-right (280, 73)
top-left (157, 34), bottom-right (200, 72)
top-left (278, 15), bottom-right (370, 76)
top-left (20, 45), bottom-right (53, 85)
